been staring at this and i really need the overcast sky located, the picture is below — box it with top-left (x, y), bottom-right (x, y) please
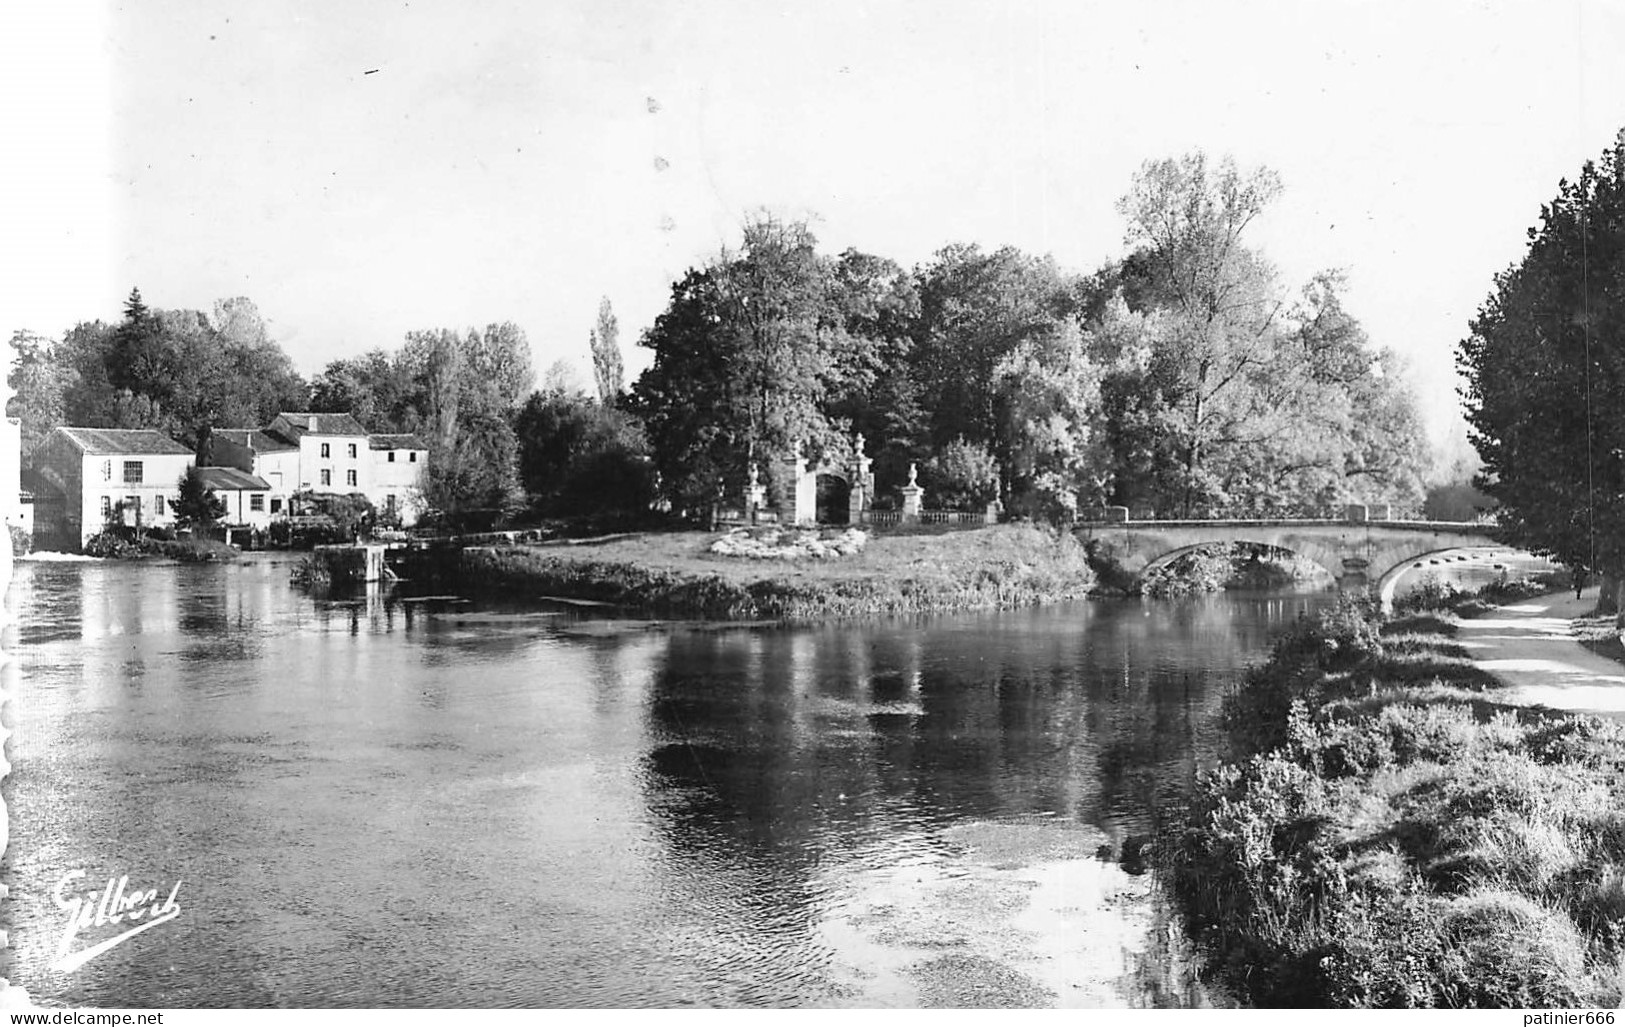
top-left (8, 0), bottom-right (1625, 448)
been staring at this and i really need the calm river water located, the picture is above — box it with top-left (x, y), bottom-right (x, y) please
top-left (3, 557), bottom-right (1346, 1008)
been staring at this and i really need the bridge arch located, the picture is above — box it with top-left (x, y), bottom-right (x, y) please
top-left (1141, 539), bottom-right (1343, 586)
top-left (1373, 545), bottom-right (1511, 606)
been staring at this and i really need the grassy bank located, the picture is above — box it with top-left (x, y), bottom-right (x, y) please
top-left (422, 523), bottom-right (1096, 620)
top-left (1166, 579), bottom-right (1625, 1008)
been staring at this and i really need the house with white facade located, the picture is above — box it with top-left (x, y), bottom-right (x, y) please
top-left (196, 467), bottom-right (274, 529)
top-left (202, 414), bottom-right (430, 527)
top-left (367, 433), bottom-right (429, 525)
top-left (34, 427), bottom-right (195, 548)
top-left (204, 429), bottom-right (301, 516)
top-left (266, 412), bottom-right (373, 496)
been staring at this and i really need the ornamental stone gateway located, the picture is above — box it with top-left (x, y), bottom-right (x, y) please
top-left (772, 436), bottom-right (878, 526)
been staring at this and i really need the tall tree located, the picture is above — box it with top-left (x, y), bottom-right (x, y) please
top-left (632, 215), bottom-right (852, 513)
top-left (589, 297), bottom-right (624, 405)
top-left (1459, 131), bottom-right (1625, 582)
top-left (911, 244), bottom-right (1075, 464)
top-left (7, 330), bottom-right (71, 458)
top-left (311, 349), bottom-right (425, 433)
top-left (1116, 153), bottom-right (1287, 514)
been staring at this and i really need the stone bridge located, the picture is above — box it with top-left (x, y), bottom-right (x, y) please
top-left (1074, 517), bottom-right (1506, 592)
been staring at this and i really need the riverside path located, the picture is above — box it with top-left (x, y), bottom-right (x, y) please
top-left (1458, 586), bottom-right (1625, 722)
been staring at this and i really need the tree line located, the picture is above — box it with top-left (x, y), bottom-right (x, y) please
top-left (633, 153), bottom-right (1429, 520)
top-left (9, 150), bottom-right (1433, 528)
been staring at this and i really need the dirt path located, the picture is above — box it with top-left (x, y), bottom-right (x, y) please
top-left (1455, 586), bottom-right (1625, 721)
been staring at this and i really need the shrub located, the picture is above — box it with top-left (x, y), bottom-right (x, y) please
top-left (1320, 881), bottom-right (1451, 1008)
top-left (139, 538), bottom-right (239, 563)
top-left (83, 531), bottom-right (138, 558)
top-left (290, 554), bottom-right (332, 589)
top-left (922, 437), bottom-right (999, 511)
top-left (1393, 574), bottom-right (1460, 614)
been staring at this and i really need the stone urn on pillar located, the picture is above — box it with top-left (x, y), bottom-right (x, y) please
top-left (900, 462), bottom-right (925, 523)
top-left (848, 433), bottom-right (874, 525)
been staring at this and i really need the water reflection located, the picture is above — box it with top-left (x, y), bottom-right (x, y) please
top-left (4, 559), bottom-right (1329, 1008)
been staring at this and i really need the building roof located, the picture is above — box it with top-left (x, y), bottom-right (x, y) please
top-left (272, 412), bottom-right (370, 437)
top-left (368, 433), bottom-right (429, 451)
top-left (54, 427), bottom-right (194, 456)
top-left (212, 428), bottom-right (298, 453)
top-left (196, 466), bottom-right (272, 491)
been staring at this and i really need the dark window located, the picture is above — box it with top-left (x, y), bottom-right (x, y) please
top-left (409, 452), bottom-right (417, 463)
top-left (152, 495), bottom-right (165, 516)
top-left (346, 469), bottom-right (357, 487)
top-left (122, 461), bottom-right (143, 484)
top-left (100, 496), bottom-right (112, 518)
top-left (270, 498), bottom-right (283, 514)
top-left (348, 443), bottom-right (357, 459)
top-left (250, 494), bottom-right (265, 512)
top-left (320, 469), bottom-right (331, 487)
top-left (388, 451), bottom-right (396, 462)
top-left (320, 443), bottom-right (330, 458)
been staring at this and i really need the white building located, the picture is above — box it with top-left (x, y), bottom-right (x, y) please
top-left (205, 429), bottom-right (300, 516)
top-left (196, 467), bottom-right (274, 528)
top-left (266, 412), bottom-right (373, 496)
top-left (204, 414), bottom-right (430, 527)
top-left (367, 433), bottom-right (429, 525)
top-left (35, 427), bottom-right (195, 548)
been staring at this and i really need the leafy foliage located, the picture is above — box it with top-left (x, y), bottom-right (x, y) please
top-left (8, 293), bottom-right (307, 448)
top-left (514, 387), bottom-right (654, 517)
top-left (921, 437), bottom-right (1000, 511)
top-left (1459, 131), bottom-right (1625, 576)
top-left (632, 215), bottom-right (855, 514)
top-left (313, 322), bottom-right (533, 525)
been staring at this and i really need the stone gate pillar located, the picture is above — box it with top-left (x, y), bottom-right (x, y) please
top-left (782, 444), bottom-right (817, 525)
top-left (848, 433), bottom-right (873, 525)
top-left (901, 463), bottom-right (925, 523)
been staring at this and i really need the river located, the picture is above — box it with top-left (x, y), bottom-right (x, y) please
top-left (3, 556), bottom-right (1345, 1008)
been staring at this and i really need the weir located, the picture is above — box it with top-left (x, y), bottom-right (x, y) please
top-left (312, 543), bottom-right (390, 583)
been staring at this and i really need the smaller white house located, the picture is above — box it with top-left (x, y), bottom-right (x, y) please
top-left (206, 429), bottom-right (301, 516)
top-left (368, 433), bottom-right (429, 525)
top-left (196, 467), bottom-right (273, 529)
